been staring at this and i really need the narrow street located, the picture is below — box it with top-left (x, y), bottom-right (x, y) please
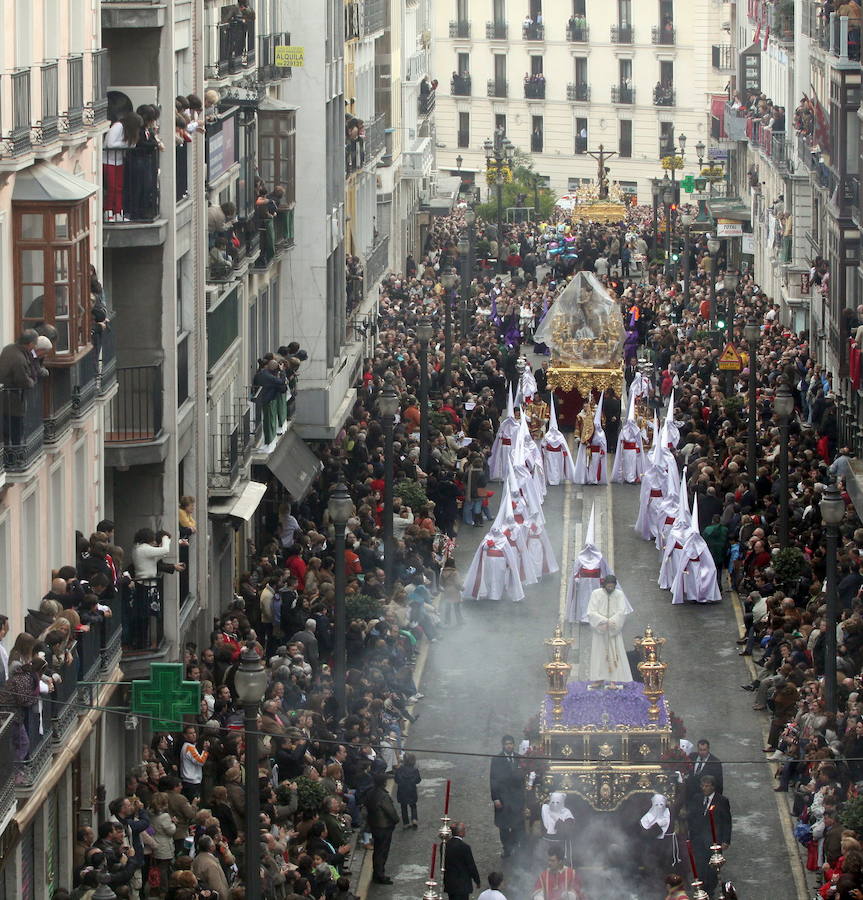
top-left (367, 456), bottom-right (803, 900)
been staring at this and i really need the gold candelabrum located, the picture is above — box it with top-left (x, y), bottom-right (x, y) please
top-left (544, 625), bottom-right (573, 723)
top-left (634, 626), bottom-right (669, 723)
top-left (422, 881), bottom-right (442, 900)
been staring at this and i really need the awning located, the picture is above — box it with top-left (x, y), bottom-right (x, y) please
top-left (266, 428), bottom-right (322, 500)
top-left (706, 198), bottom-right (751, 222)
top-left (13, 162), bottom-right (99, 202)
top-left (208, 481), bottom-right (267, 521)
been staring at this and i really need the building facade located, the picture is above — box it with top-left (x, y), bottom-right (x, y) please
top-left (431, 0), bottom-right (728, 201)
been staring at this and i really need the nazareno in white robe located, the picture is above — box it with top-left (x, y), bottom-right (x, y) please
top-left (461, 529), bottom-right (525, 602)
top-left (634, 464), bottom-right (666, 540)
top-left (503, 523), bottom-right (539, 586)
top-left (610, 420), bottom-right (645, 483)
top-left (541, 428), bottom-right (576, 485)
top-left (573, 427), bottom-right (608, 484)
top-left (586, 586), bottom-right (634, 682)
top-left (525, 520), bottom-right (559, 578)
top-left (489, 416), bottom-right (520, 480)
top-left (565, 544), bottom-right (608, 624)
top-left (671, 532), bottom-right (722, 604)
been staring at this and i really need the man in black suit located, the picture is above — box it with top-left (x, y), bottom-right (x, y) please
top-left (489, 734), bottom-right (525, 858)
top-left (688, 739), bottom-right (724, 797)
top-left (442, 822), bottom-right (481, 900)
top-left (686, 775), bottom-right (731, 895)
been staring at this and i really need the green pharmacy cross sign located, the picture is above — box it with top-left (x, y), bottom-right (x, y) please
top-left (680, 175), bottom-right (695, 193)
top-left (131, 663), bottom-right (201, 731)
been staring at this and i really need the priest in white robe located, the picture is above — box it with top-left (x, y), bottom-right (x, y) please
top-left (610, 392), bottom-right (645, 484)
top-left (489, 387), bottom-right (520, 480)
top-left (541, 396), bottom-right (576, 485)
top-left (586, 575), bottom-right (634, 683)
top-left (573, 392), bottom-right (608, 485)
top-left (670, 495), bottom-right (722, 604)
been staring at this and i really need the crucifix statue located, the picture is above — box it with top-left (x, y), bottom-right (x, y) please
top-left (586, 144), bottom-right (617, 200)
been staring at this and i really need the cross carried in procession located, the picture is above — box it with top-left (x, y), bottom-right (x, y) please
top-left (131, 662), bottom-right (202, 731)
top-left (586, 144), bottom-right (617, 200)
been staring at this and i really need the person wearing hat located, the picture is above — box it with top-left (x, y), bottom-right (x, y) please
top-left (585, 574), bottom-right (633, 683)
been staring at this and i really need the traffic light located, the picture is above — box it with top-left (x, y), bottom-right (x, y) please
top-left (716, 317), bottom-right (726, 330)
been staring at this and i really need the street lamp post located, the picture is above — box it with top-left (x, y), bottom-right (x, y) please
top-left (662, 176), bottom-right (674, 278)
top-left (744, 319), bottom-right (761, 488)
top-left (723, 270), bottom-right (739, 333)
top-left (235, 642), bottom-right (269, 900)
top-left (821, 481), bottom-right (845, 716)
top-left (440, 269), bottom-right (458, 389)
top-left (484, 135), bottom-right (516, 273)
top-left (680, 210), bottom-right (694, 299)
top-left (377, 378), bottom-right (399, 587)
top-left (458, 236), bottom-right (470, 337)
top-left (774, 379), bottom-right (794, 546)
top-left (707, 236), bottom-right (720, 324)
top-left (417, 318), bottom-right (433, 470)
top-left (651, 178), bottom-right (661, 259)
top-left (328, 479), bottom-right (353, 718)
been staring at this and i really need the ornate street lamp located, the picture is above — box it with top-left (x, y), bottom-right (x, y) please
top-left (821, 481), bottom-right (845, 716)
top-left (774, 379), bottom-right (794, 546)
top-left (235, 642), bottom-right (269, 900)
top-left (743, 319), bottom-right (761, 486)
top-left (377, 377), bottom-right (400, 587)
top-left (417, 319), bottom-right (434, 470)
top-left (328, 479), bottom-right (353, 718)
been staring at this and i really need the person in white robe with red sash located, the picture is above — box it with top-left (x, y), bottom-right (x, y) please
top-left (461, 525), bottom-right (525, 602)
top-left (610, 392), bottom-right (644, 484)
top-left (659, 469), bottom-right (692, 590)
top-left (489, 387), bottom-right (520, 480)
top-left (541, 395), bottom-right (576, 485)
top-left (671, 494), bottom-right (722, 604)
top-left (573, 392), bottom-right (608, 485)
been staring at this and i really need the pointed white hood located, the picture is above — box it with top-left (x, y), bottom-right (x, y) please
top-left (584, 502), bottom-right (597, 548)
top-left (688, 492), bottom-right (700, 539)
top-left (664, 388), bottom-right (676, 434)
top-left (506, 385), bottom-right (515, 421)
top-left (493, 461), bottom-right (520, 529)
top-left (549, 393), bottom-right (559, 432)
top-left (676, 466), bottom-right (691, 527)
top-left (649, 412), bottom-right (660, 464)
top-left (594, 391), bottom-right (605, 434)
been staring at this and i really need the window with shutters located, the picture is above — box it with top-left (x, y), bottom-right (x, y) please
top-left (258, 110), bottom-right (296, 208)
top-left (14, 201), bottom-right (92, 357)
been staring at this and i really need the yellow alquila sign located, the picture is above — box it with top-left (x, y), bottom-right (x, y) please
top-left (275, 45), bottom-right (304, 67)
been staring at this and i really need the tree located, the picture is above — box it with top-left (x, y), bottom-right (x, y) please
top-left (476, 148), bottom-right (557, 222)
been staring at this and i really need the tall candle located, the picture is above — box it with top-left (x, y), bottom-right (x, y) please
top-left (430, 843), bottom-right (437, 880)
top-left (708, 805), bottom-right (717, 843)
top-left (444, 779), bottom-right (451, 815)
top-left (686, 839), bottom-right (698, 879)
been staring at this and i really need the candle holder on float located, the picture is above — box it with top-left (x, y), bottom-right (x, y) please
top-left (689, 880), bottom-right (710, 900)
top-left (544, 643), bottom-right (572, 724)
top-left (634, 625), bottom-right (668, 722)
top-left (544, 623), bottom-right (572, 663)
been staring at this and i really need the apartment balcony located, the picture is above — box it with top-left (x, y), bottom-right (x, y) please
top-left (653, 86), bottom-right (675, 107)
top-left (346, 136), bottom-right (365, 174)
top-left (652, 25), bottom-right (675, 45)
top-left (831, 13), bottom-right (861, 61)
top-left (274, 208), bottom-right (295, 250)
top-left (365, 113), bottom-right (386, 160)
top-left (567, 24), bottom-right (589, 43)
top-left (523, 23), bottom-right (544, 41)
top-left (209, 403), bottom-right (252, 494)
top-left (35, 61), bottom-right (60, 148)
top-left (103, 146), bottom-right (165, 247)
top-left (208, 216), bottom-right (261, 282)
top-left (259, 32), bottom-right (291, 82)
top-left (768, 2), bottom-right (795, 43)
top-left (524, 80), bottom-right (546, 100)
top-left (207, 18), bottom-right (256, 79)
top-left (486, 21), bottom-right (508, 40)
top-left (451, 74), bottom-right (472, 96)
top-left (575, 136), bottom-right (588, 154)
top-left (86, 49), bottom-right (109, 127)
top-left (0, 715), bottom-right (14, 825)
top-left (0, 69), bottom-right (34, 161)
top-left (567, 83), bottom-right (590, 102)
top-left (487, 79), bottom-right (508, 99)
top-left (611, 24), bottom-right (634, 44)
top-left (531, 134), bottom-right (544, 154)
top-left (450, 20), bottom-right (471, 39)
top-left (748, 119), bottom-right (790, 172)
top-left (611, 84), bottom-right (635, 104)
top-left (101, 0), bottom-right (166, 29)
top-left (402, 136), bottom-right (433, 178)
top-left (97, 324), bottom-right (118, 397)
top-left (62, 55), bottom-right (86, 138)
top-left (418, 89), bottom-right (436, 116)
top-left (712, 44), bottom-right (736, 71)
top-left (363, 0), bottom-right (386, 36)
top-left (0, 386), bottom-right (45, 475)
top-left (42, 368), bottom-right (74, 446)
top-left (365, 234), bottom-right (391, 289)
top-left (105, 364), bottom-right (165, 465)
top-left (406, 48), bottom-right (430, 83)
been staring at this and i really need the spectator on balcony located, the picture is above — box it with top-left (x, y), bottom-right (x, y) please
top-left (129, 529), bottom-right (171, 649)
top-left (255, 185), bottom-right (277, 266)
top-left (179, 496), bottom-right (197, 539)
top-left (254, 358), bottom-right (288, 444)
top-left (204, 88), bottom-right (221, 124)
top-left (126, 105), bottom-right (161, 222)
top-left (103, 112), bottom-right (141, 222)
top-left (209, 237), bottom-right (233, 280)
